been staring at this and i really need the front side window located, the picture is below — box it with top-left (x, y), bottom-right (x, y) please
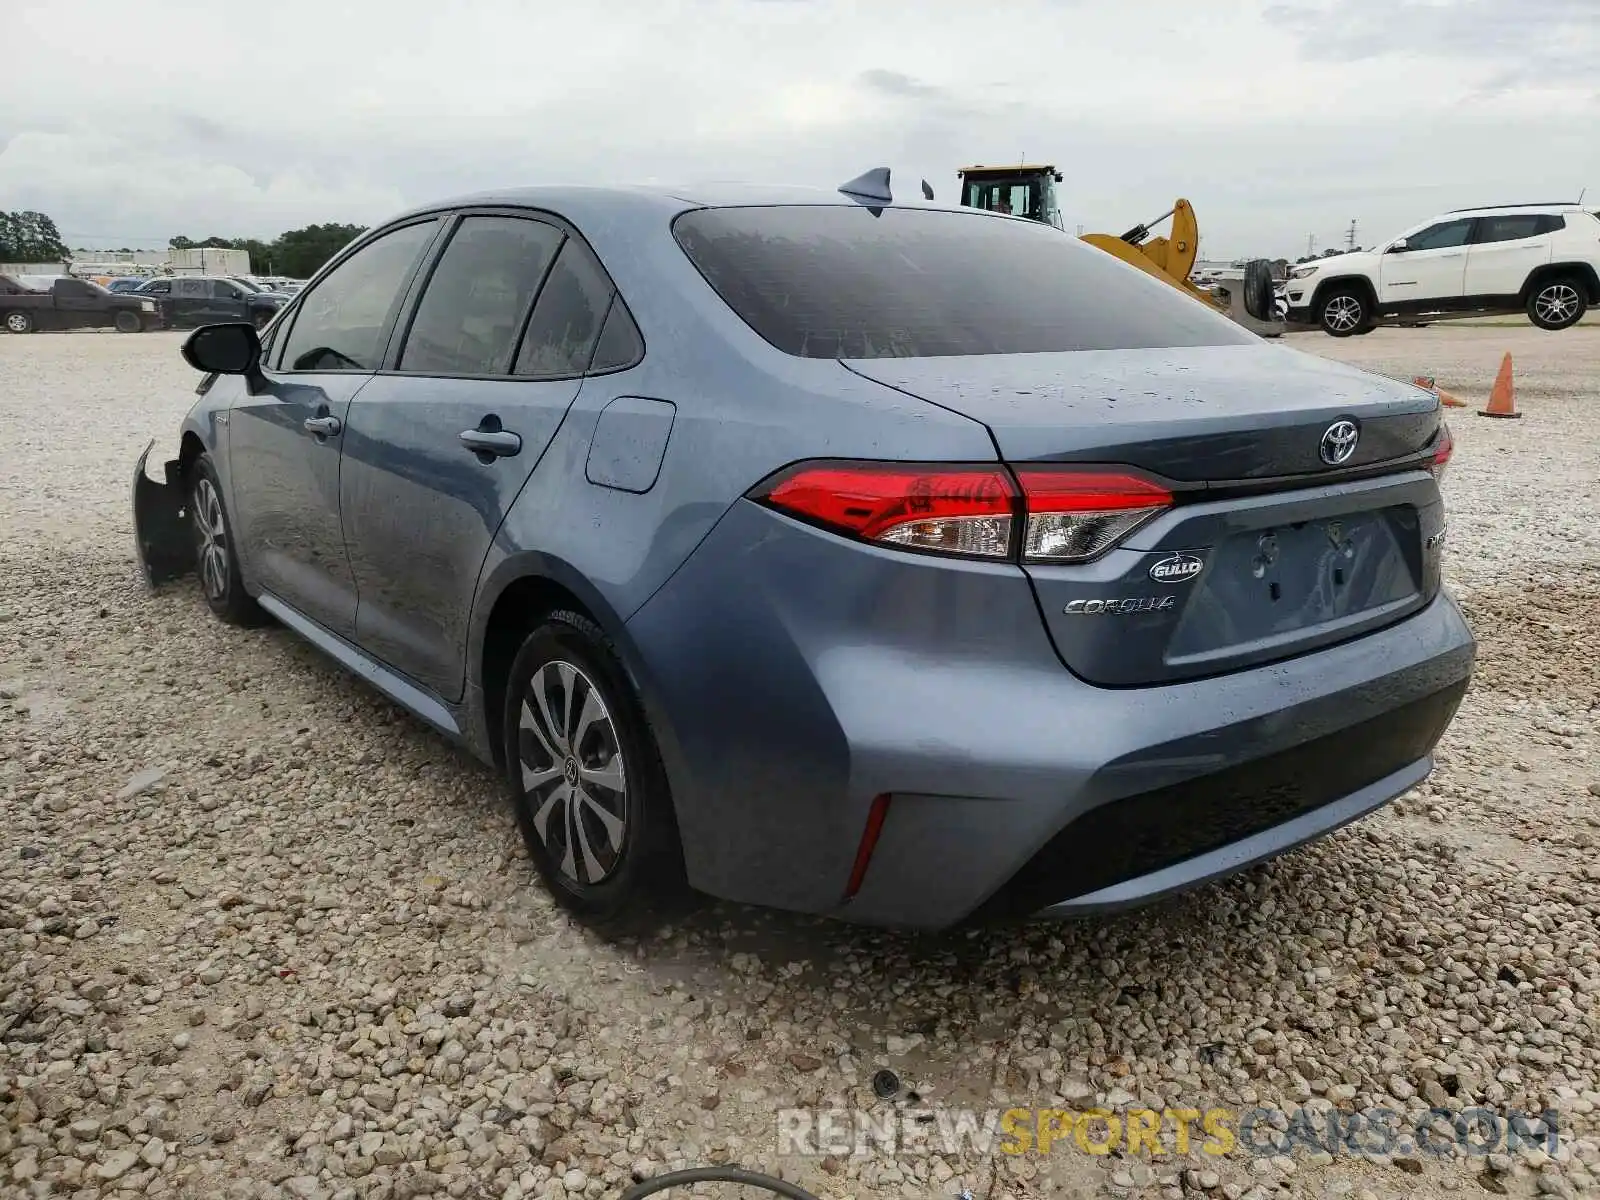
top-left (142, 280), bottom-right (171, 294)
top-left (672, 204), bottom-right (1252, 358)
top-left (279, 220), bottom-right (437, 372)
top-left (513, 237), bottom-right (614, 378)
top-left (175, 279), bottom-right (208, 298)
top-left (399, 216), bottom-right (563, 376)
top-left (1407, 219), bottom-right (1475, 251)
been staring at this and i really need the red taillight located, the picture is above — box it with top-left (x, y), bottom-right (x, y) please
top-left (1429, 424), bottom-right (1454, 481)
top-left (751, 460), bottom-right (1173, 564)
top-left (1014, 467), bottom-right (1173, 563)
top-left (758, 462), bottom-right (1018, 558)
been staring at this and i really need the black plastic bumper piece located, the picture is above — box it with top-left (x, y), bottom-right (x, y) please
top-left (132, 440), bottom-right (193, 587)
top-left (982, 678), bottom-right (1469, 918)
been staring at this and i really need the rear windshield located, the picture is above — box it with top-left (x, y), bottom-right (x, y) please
top-left (672, 205), bottom-right (1254, 358)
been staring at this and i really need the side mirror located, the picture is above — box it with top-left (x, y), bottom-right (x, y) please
top-left (1387, 240), bottom-right (1410, 254)
top-left (182, 322), bottom-right (261, 376)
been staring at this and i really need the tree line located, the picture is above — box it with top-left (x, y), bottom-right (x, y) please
top-left (1, 206), bottom-right (366, 279)
top-left (0, 211), bottom-right (70, 262)
top-left (168, 224), bottom-right (368, 279)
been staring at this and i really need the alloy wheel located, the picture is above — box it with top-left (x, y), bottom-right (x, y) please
top-left (193, 477), bottom-right (229, 601)
top-left (4, 313), bottom-right (28, 333)
top-left (1324, 295), bottom-right (1362, 333)
top-left (1534, 283), bottom-right (1580, 326)
top-left (518, 661), bottom-right (629, 886)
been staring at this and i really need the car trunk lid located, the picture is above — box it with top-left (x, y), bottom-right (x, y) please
top-left (843, 344), bottom-right (1448, 685)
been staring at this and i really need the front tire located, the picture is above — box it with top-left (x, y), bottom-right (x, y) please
top-left (1319, 287), bottom-right (1371, 337)
top-left (1527, 277), bottom-right (1586, 331)
top-left (189, 455), bottom-right (267, 626)
top-left (114, 310), bottom-right (141, 333)
top-left (503, 611), bottom-right (683, 928)
top-left (3, 310), bottom-right (34, 334)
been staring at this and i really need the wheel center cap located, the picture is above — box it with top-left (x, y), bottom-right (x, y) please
top-left (562, 757), bottom-right (579, 786)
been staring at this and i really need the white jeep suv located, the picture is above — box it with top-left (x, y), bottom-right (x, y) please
top-left (1283, 203), bottom-right (1600, 336)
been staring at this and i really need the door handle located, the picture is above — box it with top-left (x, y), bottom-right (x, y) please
top-left (459, 428), bottom-right (522, 457)
top-left (304, 415), bottom-right (342, 437)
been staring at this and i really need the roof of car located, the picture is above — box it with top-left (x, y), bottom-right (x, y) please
top-left (1446, 202), bottom-right (1587, 215)
top-left (379, 182), bottom-right (971, 228)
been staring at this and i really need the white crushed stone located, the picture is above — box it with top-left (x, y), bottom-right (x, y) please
top-left (2, 326), bottom-right (1597, 1200)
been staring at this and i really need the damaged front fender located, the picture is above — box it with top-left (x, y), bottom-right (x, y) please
top-left (132, 439), bottom-right (194, 587)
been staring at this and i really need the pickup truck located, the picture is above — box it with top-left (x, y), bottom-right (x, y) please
top-left (1, 274), bottom-right (164, 334)
top-left (132, 275), bottom-right (289, 330)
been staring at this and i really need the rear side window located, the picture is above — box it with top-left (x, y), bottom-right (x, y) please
top-left (279, 220), bottom-right (437, 372)
top-left (513, 238), bottom-right (613, 378)
top-left (1475, 215), bottom-right (1545, 244)
top-left (400, 216), bottom-right (564, 376)
top-left (672, 205), bottom-right (1253, 358)
top-left (1538, 214), bottom-right (1566, 234)
top-left (588, 297), bottom-right (644, 372)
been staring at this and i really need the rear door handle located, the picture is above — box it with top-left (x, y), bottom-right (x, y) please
top-left (303, 415), bottom-right (342, 437)
top-left (459, 429), bottom-right (522, 457)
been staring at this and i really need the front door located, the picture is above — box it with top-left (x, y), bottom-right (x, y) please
top-left (1377, 217), bottom-right (1475, 307)
top-left (226, 218), bottom-right (443, 638)
top-left (339, 212), bottom-right (618, 699)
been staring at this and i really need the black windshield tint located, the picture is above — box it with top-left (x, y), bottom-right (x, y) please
top-left (672, 205), bottom-right (1253, 358)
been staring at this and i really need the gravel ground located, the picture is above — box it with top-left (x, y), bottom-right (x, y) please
top-left (2, 326), bottom-right (1598, 1200)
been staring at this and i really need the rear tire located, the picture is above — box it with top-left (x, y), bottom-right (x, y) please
top-left (3, 310), bottom-right (34, 334)
top-left (1319, 287), bottom-right (1371, 337)
top-left (1527, 276), bottom-right (1586, 331)
top-left (189, 454), bottom-right (267, 627)
top-left (502, 611), bottom-right (686, 932)
top-left (114, 310), bottom-right (141, 333)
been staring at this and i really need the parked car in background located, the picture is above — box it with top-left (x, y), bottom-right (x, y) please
top-left (105, 277), bottom-right (152, 293)
top-left (1285, 202), bottom-right (1600, 335)
top-left (134, 275), bottom-right (289, 330)
top-left (133, 183), bottom-right (1473, 930)
top-left (1, 274), bottom-right (162, 333)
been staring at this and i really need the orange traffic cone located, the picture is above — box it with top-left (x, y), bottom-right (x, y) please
top-left (1413, 376), bottom-right (1469, 408)
top-left (1478, 353), bottom-right (1520, 419)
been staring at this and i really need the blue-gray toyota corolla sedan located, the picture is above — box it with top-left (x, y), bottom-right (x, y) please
top-left (131, 181), bottom-right (1475, 930)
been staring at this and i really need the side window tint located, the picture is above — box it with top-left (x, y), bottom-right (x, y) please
top-left (280, 221), bottom-right (437, 372)
top-left (1409, 220), bottom-right (1474, 251)
top-left (145, 280), bottom-right (170, 294)
top-left (513, 238), bottom-right (612, 378)
top-left (400, 216), bottom-right (563, 375)
top-left (1538, 215), bottom-right (1566, 235)
top-left (587, 296), bottom-right (644, 373)
top-left (1477, 215), bottom-right (1542, 244)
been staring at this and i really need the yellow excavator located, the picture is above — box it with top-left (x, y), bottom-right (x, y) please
top-left (954, 164), bottom-right (1281, 332)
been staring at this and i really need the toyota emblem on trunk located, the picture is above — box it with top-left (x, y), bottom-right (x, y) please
top-left (1319, 419), bottom-right (1359, 466)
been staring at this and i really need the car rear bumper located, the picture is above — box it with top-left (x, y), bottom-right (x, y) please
top-left (624, 501), bottom-right (1475, 930)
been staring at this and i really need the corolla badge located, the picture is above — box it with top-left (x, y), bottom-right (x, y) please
top-left (1149, 552), bottom-right (1204, 583)
top-left (1319, 419), bottom-right (1360, 466)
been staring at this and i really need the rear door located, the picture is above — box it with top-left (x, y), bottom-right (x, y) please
top-left (338, 210), bottom-right (619, 699)
top-left (51, 278), bottom-right (111, 328)
top-left (1378, 217), bottom-right (1475, 305)
top-left (170, 278), bottom-right (214, 327)
top-left (227, 218), bottom-right (444, 637)
top-left (1464, 213), bottom-right (1556, 299)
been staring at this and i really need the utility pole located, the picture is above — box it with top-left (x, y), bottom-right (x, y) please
top-left (1307, 233), bottom-right (1316, 257)
top-left (1344, 219), bottom-right (1358, 250)
top-left (1075, 223), bottom-right (1085, 236)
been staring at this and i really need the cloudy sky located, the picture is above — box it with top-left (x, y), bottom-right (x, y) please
top-left (3, 0), bottom-right (1596, 260)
